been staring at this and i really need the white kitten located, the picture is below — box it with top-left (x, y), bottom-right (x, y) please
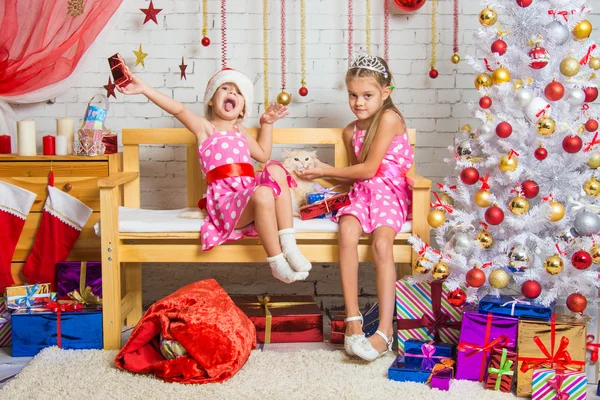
top-left (282, 149), bottom-right (320, 217)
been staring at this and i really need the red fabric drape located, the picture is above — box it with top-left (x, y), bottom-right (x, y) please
top-left (0, 0), bottom-right (122, 97)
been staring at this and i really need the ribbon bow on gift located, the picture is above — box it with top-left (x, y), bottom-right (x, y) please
top-left (311, 183), bottom-right (340, 195)
top-left (500, 297), bottom-right (531, 316)
top-left (487, 348), bottom-right (514, 391)
top-left (43, 301), bottom-right (83, 349)
top-left (427, 358), bottom-right (455, 383)
top-left (13, 284), bottom-right (46, 309)
top-left (548, 370), bottom-right (570, 400)
top-left (586, 334), bottom-right (600, 363)
top-left (409, 342), bottom-right (447, 370)
top-left (69, 286), bottom-right (102, 306)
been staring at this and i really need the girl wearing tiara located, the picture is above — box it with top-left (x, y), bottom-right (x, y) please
top-left (301, 54), bottom-right (414, 361)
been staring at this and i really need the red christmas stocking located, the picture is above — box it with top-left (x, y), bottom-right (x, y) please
top-left (23, 185), bottom-right (93, 291)
top-left (0, 182), bottom-right (37, 291)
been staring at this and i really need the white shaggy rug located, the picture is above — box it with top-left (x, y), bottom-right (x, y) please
top-left (0, 347), bottom-right (519, 400)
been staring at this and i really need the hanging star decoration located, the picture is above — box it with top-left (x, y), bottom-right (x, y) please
top-left (140, 0), bottom-right (162, 25)
top-left (104, 77), bottom-right (117, 99)
top-left (133, 44), bottom-right (148, 68)
top-left (179, 57), bottom-right (188, 80)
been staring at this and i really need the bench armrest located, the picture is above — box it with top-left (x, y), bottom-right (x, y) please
top-left (406, 172), bottom-right (432, 189)
top-left (98, 172), bottom-right (139, 188)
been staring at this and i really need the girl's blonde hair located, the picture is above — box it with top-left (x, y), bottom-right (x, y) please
top-left (346, 57), bottom-right (404, 163)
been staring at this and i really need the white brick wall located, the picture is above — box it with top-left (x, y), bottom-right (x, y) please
top-left (11, 1), bottom-right (600, 309)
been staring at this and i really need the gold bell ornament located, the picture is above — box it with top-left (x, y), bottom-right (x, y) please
top-left (479, 7), bottom-right (498, 27)
top-left (573, 20), bottom-right (592, 42)
top-left (276, 91), bottom-right (291, 106)
top-left (492, 66), bottom-right (511, 85)
top-left (414, 256), bottom-right (431, 274)
top-left (451, 54), bottom-right (461, 64)
top-left (439, 193), bottom-right (454, 206)
top-left (474, 189), bottom-right (492, 208)
top-left (588, 152), bottom-right (600, 169)
top-left (427, 209), bottom-right (446, 228)
top-left (583, 177), bottom-right (600, 197)
top-left (548, 200), bottom-right (565, 222)
top-left (431, 261), bottom-right (450, 280)
top-left (499, 154), bottom-right (518, 172)
top-left (475, 73), bottom-right (493, 90)
top-left (560, 57), bottom-right (581, 77)
top-left (476, 229), bottom-right (494, 249)
top-left (544, 254), bottom-right (565, 274)
top-left (509, 195), bottom-right (530, 215)
top-left (590, 57), bottom-right (600, 71)
top-left (591, 244), bottom-right (600, 264)
top-left (536, 116), bottom-right (556, 136)
top-left (489, 269), bottom-right (509, 289)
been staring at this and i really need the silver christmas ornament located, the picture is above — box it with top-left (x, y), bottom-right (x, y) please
top-left (558, 227), bottom-right (578, 242)
top-left (546, 21), bottom-right (570, 46)
top-left (508, 245), bottom-right (531, 272)
top-left (566, 88), bottom-right (586, 107)
top-left (478, 122), bottom-right (495, 140)
top-left (455, 140), bottom-right (474, 159)
top-left (452, 233), bottom-right (473, 254)
top-left (515, 88), bottom-right (534, 108)
top-left (574, 211), bottom-right (600, 236)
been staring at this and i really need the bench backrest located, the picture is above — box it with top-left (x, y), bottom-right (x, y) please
top-left (121, 128), bottom-right (416, 208)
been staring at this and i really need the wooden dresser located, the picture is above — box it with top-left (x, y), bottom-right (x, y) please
top-left (0, 154), bottom-right (121, 284)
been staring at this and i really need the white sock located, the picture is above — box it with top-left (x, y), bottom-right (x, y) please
top-left (279, 228), bottom-right (312, 272)
top-left (267, 253), bottom-right (309, 283)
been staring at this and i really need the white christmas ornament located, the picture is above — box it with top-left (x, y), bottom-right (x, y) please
top-left (566, 88), bottom-right (586, 107)
top-left (478, 122), bottom-right (495, 140)
top-left (515, 88), bottom-right (534, 108)
top-left (545, 21), bottom-right (570, 45)
top-left (526, 97), bottom-right (551, 121)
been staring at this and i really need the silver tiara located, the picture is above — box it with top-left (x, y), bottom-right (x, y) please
top-left (349, 52), bottom-right (388, 78)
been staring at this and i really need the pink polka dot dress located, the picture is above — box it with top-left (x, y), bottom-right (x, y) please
top-left (335, 119), bottom-right (414, 233)
top-left (198, 126), bottom-right (296, 251)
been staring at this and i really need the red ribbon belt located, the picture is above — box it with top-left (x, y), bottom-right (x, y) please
top-left (397, 281), bottom-right (461, 342)
top-left (457, 312), bottom-right (510, 382)
top-left (587, 334), bottom-right (600, 363)
top-left (198, 163), bottom-right (255, 209)
top-left (43, 301), bottom-right (83, 348)
top-left (518, 314), bottom-right (585, 373)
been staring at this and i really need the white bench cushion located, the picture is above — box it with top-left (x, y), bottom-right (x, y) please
top-left (94, 207), bottom-right (412, 234)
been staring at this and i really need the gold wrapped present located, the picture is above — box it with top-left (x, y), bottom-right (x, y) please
top-left (5, 283), bottom-right (52, 309)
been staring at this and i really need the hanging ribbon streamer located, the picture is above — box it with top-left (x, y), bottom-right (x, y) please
top-left (365, 0), bottom-right (371, 54)
top-left (201, 0), bottom-right (209, 46)
top-left (299, 0), bottom-right (307, 96)
top-left (585, 132), bottom-right (600, 152)
top-left (430, 192), bottom-right (454, 213)
top-left (548, 10), bottom-right (569, 22)
top-left (220, 0), bottom-right (227, 68)
top-left (581, 44), bottom-right (597, 65)
top-left (451, 0), bottom-right (460, 63)
top-left (383, 0), bottom-right (389, 62)
top-left (429, 0), bottom-right (438, 78)
top-left (348, 0), bottom-right (353, 66)
top-left (263, 0), bottom-right (269, 109)
top-left (276, 0), bottom-right (290, 105)
top-left (479, 173), bottom-right (491, 190)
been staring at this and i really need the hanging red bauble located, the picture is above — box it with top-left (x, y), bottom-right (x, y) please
top-left (544, 81), bottom-right (565, 101)
top-left (460, 167), bottom-right (479, 185)
top-left (466, 267), bottom-right (486, 287)
top-left (496, 122), bottom-right (513, 138)
top-left (572, 250), bottom-right (592, 270)
top-left (299, 87), bottom-right (308, 97)
top-left (584, 87), bottom-right (599, 103)
top-left (201, 37), bottom-right (211, 47)
top-left (528, 46), bottom-right (549, 69)
top-left (479, 95), bottom-right (492, 109)
top-left (448, 288), bottom-right (467, 307)
top-left (491, 39), bottom-right (507, 56)
top-left (485, 205), bottom-right (505, 225)
top-left (429, 68), bottom-right (439, 79)
top-left (521, 180), bottom-right (539, 199)
top-left (566, 293), bottom-right (587, 313)
top-left (517, 0), bottom-right (533, 7)
top-left (585, 119), bottom-right (599, 132)
top-left (394, 0), bottom-right (426, 13)
top-left (534, 146), bottom-right (548, 160)
top-left (521, 280), bottom-right (542, 299)
top-left (562, 135), bottom-right (583, 153)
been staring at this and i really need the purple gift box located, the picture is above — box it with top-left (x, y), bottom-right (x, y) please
top-left (431, 367), bottom-right (453, 391)
top-left (56, 262), bottom-right (102, 302)
top-left (455, 309), bottom-right (518, 382)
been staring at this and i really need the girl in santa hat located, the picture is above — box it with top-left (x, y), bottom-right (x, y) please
top-left (117, 69), bottom-right (311, 283)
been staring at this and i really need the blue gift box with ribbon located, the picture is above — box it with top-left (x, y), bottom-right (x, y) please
top-left (388, 356), bottom-right (431, 383)
top-left (404, 339), bottom-right (456, 370)
top-left (478, 295), bottom-right (553, 321)
top-left (306, 185), bottom-right (340, 219)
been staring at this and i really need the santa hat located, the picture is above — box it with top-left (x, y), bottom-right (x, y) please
top-left (203, 68), bottom-right (254, 121)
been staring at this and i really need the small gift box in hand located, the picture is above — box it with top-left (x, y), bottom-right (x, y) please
top-left (108, 53), bottom-right (132, 87)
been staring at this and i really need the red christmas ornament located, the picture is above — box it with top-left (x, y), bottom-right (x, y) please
top-left (466, 267), bottom-right (486, 288)
top-left (460, 167), bottom-right (479, 185)
top-left (529, 46), bottom-right (549, 69)
top-left (521, 180), bottom-right (539, 199)
top-left (496, 122), bottom-right (513, 138)
top-left (534, 146), bottom-right (548, 160)
top-left (491, 39), bottom-right (507, 56)
top-left (566, 293), bottom-right (587, 313)
top-left (572, 250), bottom-right (592, 270)
top-left (429, 68), bottom-right (439, 79)
top-left (140, 0), bottom-right (162, 25)
top-left (517, 0), bottom-right (533, 7)
top-left (393, 0), bottom-right (426, 13)
top-left (479, 95), bottom-right (492, 109)
top-left (201, 37), bottom-right (211, 47)
top-left (562, 135), bottom-right (583, 153)
top-left (585, 119), bottom-right (599, 132)
top-left (485, 205), bottom-right (504, 225)
top-left (521, 280), bottom-right (542, 299)
top-left (299, 87), bottom-right (308, 97)
top-left (544, 81), bottom-right (565, 101)
top-left (447, 288), bottom-right (467, 307)
top-left (104, 77), bottom-right (116, 99)
top-left (584, 87), bottom-right (599, 103)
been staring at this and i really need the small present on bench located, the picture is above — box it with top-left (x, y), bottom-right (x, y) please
top-left (300, 188), bottom-right (350, 221)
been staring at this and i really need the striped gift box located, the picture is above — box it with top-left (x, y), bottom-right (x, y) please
top-left (532, 369), bottom-right (586, 400)
top-left (0, 297), bottom-right (10, 347)
top-left (396, 279), bottom-right (463, 356)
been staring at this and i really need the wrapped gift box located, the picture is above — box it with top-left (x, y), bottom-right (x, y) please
top-left (102, 133), bottom-right (118, 154)
top-left (516, 314), bottom-right (586, 397)
top-left (299, 192), bottom-right (350, 220)
top-left (396, 279), bottom-right (463, 356)
top-left (484, 347), bottom-right (517, 393)
top-left (388, 357), bottom-right (431, 383)
top-left (57, 261), bottom-right (102, 304)
top-left (5, 283), bottom-right (54, 309)
top-left (456, 309), bottom-right (518, 382)
top-left (0, 298), bottom-right (10, 347)
top-left (478, 295), bottom-right (553, 321)
top-left (404, 339), bottom-right (455, 370)
top-left (531, 369), bottom-right (586, 400)
top-left (233, 296), bottom-right (323, 344)
top-left (430, 361), bottom-right (454, 391)
top-left (330, 312), bottom-right (345, 344)
top-left (328, 303), bottom-right (386, 344)
top-left (11, 305), bottom-right (103, 357)
top-left (306, 190), bottom-right (340, 219)
top-left (108, 53), bottom-right (132, 87)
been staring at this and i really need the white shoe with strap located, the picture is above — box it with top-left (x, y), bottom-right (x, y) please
top-left (350, 330), bottom-right (393, 362)
top-left (343, 313), bottom-right (364, 356)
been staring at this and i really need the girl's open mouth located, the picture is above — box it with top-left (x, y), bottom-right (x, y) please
top-left (224, 98), bottom-right (236, 112)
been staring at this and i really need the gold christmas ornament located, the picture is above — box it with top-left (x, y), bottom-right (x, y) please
top-left (414, 256), bottom-right (431, 274)
top-left (451, 54), bottom-right (461, 64)
top-left (276, 91), bottom-right (291, 106)
top-left (439, 193), bottom-right (454, 206)
top-left (590, 57), bottom-right (600, 71)
top-left (489, 269), bottom-right (509, 289)
top-left (548, 200), bottom-right (565, 222)
top-left (536, 116), bottom-right (556, 136)
top-left (509, 195), bottom-right (530, 215)
top-left (431, 261), bottom-right (450, 280)
top-left (475, 73), bottom-right (493, 89)
top-left (427, 209), bottom-right (446, 228)
top-left (544, 254), bottom-right (565, 274)
top-left (492, 66), bottom-right (511, 85)
top-left (479, 7), bottom-right (498, 27)
top-left (591, 244), bottom-right (600, 264)
top-left (584, 177), bottom-right (600, 197)
top-left (474, 189), bottom-right (493, 208)
top-left (560, 57), bottom-right (581, 77)
top-left (498, 155), bottom-right (518, 172)
top-left (476, 230), bottom-right (494, 249)
top-left (573, 20), bottom-right (592, 42)
top-left (588, 152), bottom-right (600, 169)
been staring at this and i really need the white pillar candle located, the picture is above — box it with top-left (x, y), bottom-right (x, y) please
top-left (56, 118), bottom-right (75, 154)
top-left (55, 135), bottom-right (68, 155)
top-left (17, 120), bottom-right (37, 156)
